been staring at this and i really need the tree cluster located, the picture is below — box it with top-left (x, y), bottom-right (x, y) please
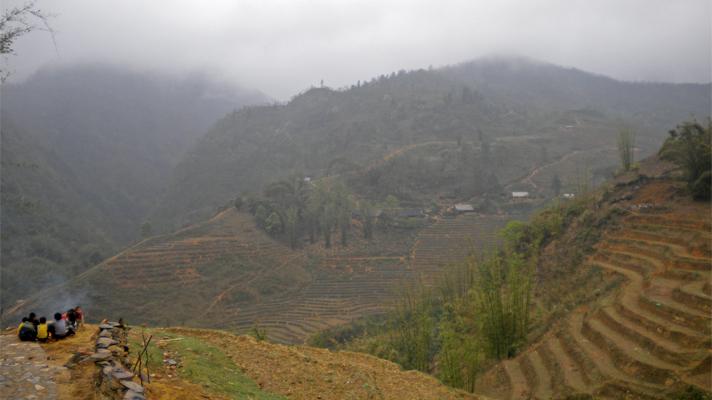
top-left (659, 119), bottom-right (711, 200)
top-left (384, 243), bottom-right (533, 392)
top-left (237, 176), bottom-right (356, 249)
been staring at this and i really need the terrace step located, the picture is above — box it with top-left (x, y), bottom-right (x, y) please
top-left (673, 280), bottom-right (712, 310)
top-left (596, 306), bottom-right (698, 366)
top-left (502, 358), bottom-right (531, 399)
top-left (603, 238), bottom-right (710, 271)
top-left (624, 215), bottom-right (711, 231)
top-left (583, 316), bottom-right (679, 385)
top-left (545, 336), bottom-right (588, 394)
top-left (639, 292), bottom-right (711, 333)
top-left (566, 311), bottom-right (668, 394)
top-left (527, 350), bottom-right (553, 400)
top-left (593, 259), bottom-right (709, 344)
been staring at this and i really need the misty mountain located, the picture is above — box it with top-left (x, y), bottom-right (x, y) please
top-left (151, 57), bottom-right (711, 230)
top-left (442, 57), bottom-right (710, 128)
top-left (1, 64), bottom-right (269, 307)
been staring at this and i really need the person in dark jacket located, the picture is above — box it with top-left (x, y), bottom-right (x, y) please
top-left (18, 318), bottom-right (37, 341)
top-left (28, 312), bottom-right (39, 328)
top-left (17, 317), bottom-right (28, 335)
top-left (66, 308), bottom-right (78, 332)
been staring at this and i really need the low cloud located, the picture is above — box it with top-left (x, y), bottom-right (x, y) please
top-left (4, 0), bottom-right (711, 99)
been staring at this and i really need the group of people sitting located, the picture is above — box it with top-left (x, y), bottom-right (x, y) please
top-left (17, 307), bottom-right (84, 342)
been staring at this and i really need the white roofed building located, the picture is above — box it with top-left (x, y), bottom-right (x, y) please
top-left (454, 203), bottom-right (475, 213)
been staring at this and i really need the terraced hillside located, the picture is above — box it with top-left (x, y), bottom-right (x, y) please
top-left (220, 214), bottom-right (522, 342)
top-left (6, 208), bottom-right (416, 343)
top-left (475, 180), bottom-right (711, 399)
top-left (222, 255), bottom-right (413, 343)
top-left (6, 205), bottom-right (525, 344)
top-left (410, 214), bottom-right (513, 278)
top-left (3, 209), bottom-right (310, 326)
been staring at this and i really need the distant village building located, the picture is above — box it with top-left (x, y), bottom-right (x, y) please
top-left (454, 203), bottom-right (475, 213)
top-left (562, 193), bottom-right (575, 199)
top-left (511, 191), bottom-right (530, 199)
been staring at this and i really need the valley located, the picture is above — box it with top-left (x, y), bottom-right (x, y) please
top-left (1, 49), bottom-right (709, 399)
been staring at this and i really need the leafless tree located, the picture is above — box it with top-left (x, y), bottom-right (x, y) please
top-left (0, 1), bottom-right (55, 81)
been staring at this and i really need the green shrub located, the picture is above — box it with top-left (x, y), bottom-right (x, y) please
top-left (471, 252), bottom-right (532, 359)
top-left (669, 386), bottom-right (712, 400)
top-left (250, 325), bottom-right (268, 341)
top-left (659, 119), bottom-right (711, 200)
top-left (692, 170), bottom-right (711, 201)
top-left (388, 284), bottom-right (436, 372)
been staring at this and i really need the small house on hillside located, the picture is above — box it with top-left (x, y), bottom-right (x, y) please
top-left (512, 191), bottom-right (530, 199)
top-left (454, 203), bottom-right (475, 213)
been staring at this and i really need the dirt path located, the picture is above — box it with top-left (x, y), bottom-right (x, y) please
top-left (362, 140), bottom-right (454, 173)
top-left (0, 334), bottom-right (60, 399)
top-left (522, 150), bottom-right (582, 189)
top-left (323, 256), bottom-right (404, 262)
top-left (503, 149), bottom-right (583, 191)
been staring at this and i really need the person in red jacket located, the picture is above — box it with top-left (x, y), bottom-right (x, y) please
top-left (74, 306), bottom-right (85, 327)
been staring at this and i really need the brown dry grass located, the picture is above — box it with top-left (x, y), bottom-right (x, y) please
top-left (162, 327), bottom-right (482, 400)
top-left (39, 323), bottom-right (99, 400)
top-left (125, 328), bottom-right (229, 400)
top-left (139, 377), bottom-right (225, 400)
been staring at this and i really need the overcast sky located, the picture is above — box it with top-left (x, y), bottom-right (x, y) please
top-left (4, 0), bottom-right (711, 99)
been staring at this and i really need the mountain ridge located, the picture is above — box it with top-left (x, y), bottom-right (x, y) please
top-left (151, 56), bottom-right (710, 231)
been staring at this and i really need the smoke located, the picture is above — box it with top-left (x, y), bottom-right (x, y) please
top-left (0, 269), bottom-right (90, 327)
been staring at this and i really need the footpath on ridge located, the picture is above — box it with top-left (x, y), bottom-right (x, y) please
top-left (0, 335), bottom-right (60, 399)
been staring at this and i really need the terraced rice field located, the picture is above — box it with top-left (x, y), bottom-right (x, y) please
top-left (220, 214), bottom-right (514, 343)
top-left (11, 207), bottom-right (522, 345)
top-left (475, 203), bottom-right (711, 399)
top-left (410, 214), bottom-right (511, 278)
top-left (100, 208), bottom-right (302, 291)
top-left (223, 256), bottom-right (413, 343)
top-left (214, 213), bottom-right (514, 343)
top-left (95, 208), bottom-right (406, 344)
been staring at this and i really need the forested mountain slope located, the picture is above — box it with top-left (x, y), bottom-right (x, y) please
top-left (1, 65), bottom-right (268, 308)
top-left (152, 57), bottom-right (710, 231)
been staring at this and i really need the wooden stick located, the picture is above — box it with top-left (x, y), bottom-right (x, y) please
top-left (132, 334), bottom-right (153, 374)
top-left (145, 334), bottom-right (152, 383)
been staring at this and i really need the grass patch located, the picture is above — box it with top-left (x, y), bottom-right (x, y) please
top-left (130, 330), bottom-right (285, 400)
